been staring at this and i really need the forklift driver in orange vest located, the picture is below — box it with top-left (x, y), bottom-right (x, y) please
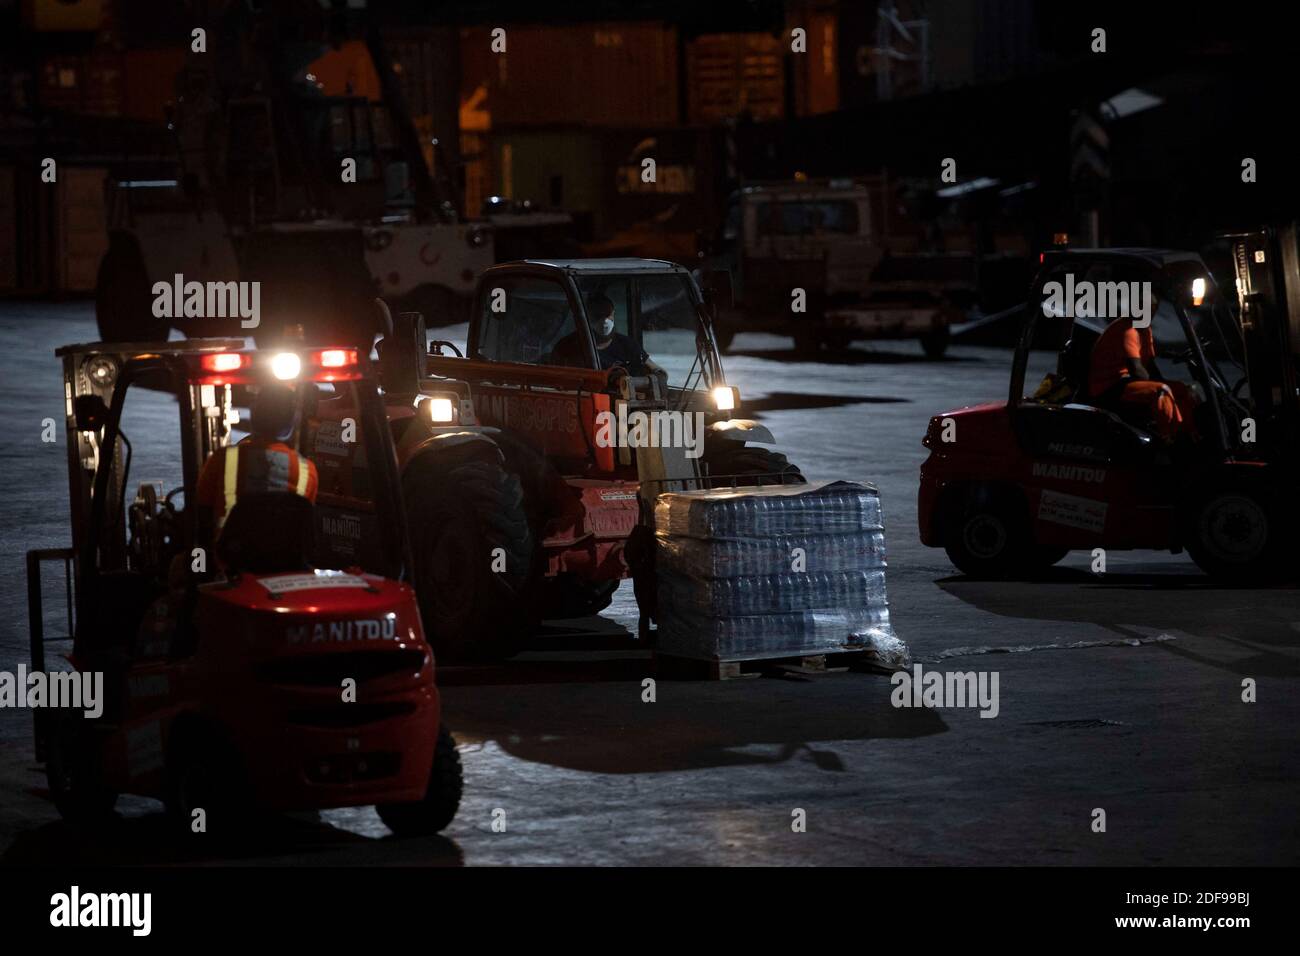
top-left (195, 383), bottom-right (319, 547)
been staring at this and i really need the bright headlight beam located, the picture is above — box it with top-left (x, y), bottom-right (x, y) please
top-left (425, 397), bottom-right (455, 423)
top-left (271, 352), bottom-right (301, 380)
top-left (712, 386), bottom-right (736, 412)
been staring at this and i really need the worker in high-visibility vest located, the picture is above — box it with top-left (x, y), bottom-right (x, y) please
top-left (195, 383), bottom-right (319, 545)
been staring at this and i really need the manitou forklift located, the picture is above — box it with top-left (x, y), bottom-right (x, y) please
top-left (918, 228), bottom-right (1299, 581)
top-left (358, 258), bottom-right (804, 660)
top-left (27, 339), bottom-right (461, 834)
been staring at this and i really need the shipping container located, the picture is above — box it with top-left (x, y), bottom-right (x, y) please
top-left (121, 48), bottom-right (185, 122)
top-left (460, 22), bottom-right (680, 129)
top-left (686, 32), bottom-right (784, 124)
top-left (39, 55), bottom-right (84, 113)
top-left (489, 129), bottom-right (604, 230)
top-left (482, 126), bottom-right (723, 262)
top-left (83, 51), bottom-right (123, 117)
top-left (785, 3), bottom-right (840, 116)
top-left (596, 126), bottom-right (724, 262)
top-left (21, 0), bottom-right (103, 32)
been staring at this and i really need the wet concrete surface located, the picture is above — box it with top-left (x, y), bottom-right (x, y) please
top-left (0, 301), bottom-right (1297, 866)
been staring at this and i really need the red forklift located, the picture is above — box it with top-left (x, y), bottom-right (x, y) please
top-left (918, 229), bottom-right (1299, 580)
top-left (27, 339), bottom-right (461, 835)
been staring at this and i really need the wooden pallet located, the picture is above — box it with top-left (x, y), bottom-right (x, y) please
top-left (654, 650), bottom-right (884, 681)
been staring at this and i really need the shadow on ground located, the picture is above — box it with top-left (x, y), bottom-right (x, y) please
top-left (440, 662), bottom-right (943, 775)
top-left (938, 567), bottom-right (1300, 677)
top-left (0, 801), bottom-right (465, 867)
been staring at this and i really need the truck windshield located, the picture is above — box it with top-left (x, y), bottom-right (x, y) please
top-left (756, 200), bottom-right (859, 236)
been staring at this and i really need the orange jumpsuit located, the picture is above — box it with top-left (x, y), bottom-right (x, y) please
top-left (1088, 319), bottom-right (1198, 442)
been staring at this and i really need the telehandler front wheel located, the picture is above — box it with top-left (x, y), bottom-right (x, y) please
top-left (405, 456), bottom-right (535, 662)
top-left (704, 444), bottom-right (805, 487)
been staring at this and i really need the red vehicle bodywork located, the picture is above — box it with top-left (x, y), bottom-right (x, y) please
top-left (918, 400), bottom-right (1181, 553)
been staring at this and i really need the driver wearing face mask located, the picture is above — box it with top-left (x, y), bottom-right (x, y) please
top-left (550, 294), bottom-right (653, 373)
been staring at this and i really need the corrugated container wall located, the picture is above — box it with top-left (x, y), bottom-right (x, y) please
top-left (491, 130), bottom-right (604, 231)
top-left (460, 22), bottom-right (679, 129)
top-left (785, 3), bottom-right (839, 116)
top-left (686, 33), bottom-right (784, 124)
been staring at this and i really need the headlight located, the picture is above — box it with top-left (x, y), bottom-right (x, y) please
top-left (712, 385), bottom-right (738, 412)
top-left (423, 396), bottom-right (456, 423)
top-left (84, 355), bottom-right (118, 388)
top-left (271, 352), bottom-right (301, 380)
top-left (1191, 277), bottom-right (1206, 306)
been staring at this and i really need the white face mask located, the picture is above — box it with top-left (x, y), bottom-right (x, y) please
top-left (596, 318), bottom-right (614, 338)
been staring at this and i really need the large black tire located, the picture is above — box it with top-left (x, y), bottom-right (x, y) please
top-left (45, 714), bottom-right (117, 823)
top-left (96, 238), bottom-right (166, 343)
top-left (941, 489), bottom-right (1058, 579)
top-left (163, 722), bottom-right (249, 838)
top-left (377, 726), bottom-right (463, 836)
top-left (539, 574), bottom-right (619, 619)
top-left (704, 444), bottom-right (805, 487)
top-left (1183, 482), bottom-right (1283, 581)
top-left (404, 456), bottom-right (534, 662)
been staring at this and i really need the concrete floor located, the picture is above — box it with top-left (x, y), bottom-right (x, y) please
top-left (0, 302), bottom-right (1296, 865)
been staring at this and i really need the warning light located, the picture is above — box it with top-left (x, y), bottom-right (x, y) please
top-left (1192, 277), bottom-right (1206, 306)
top-left (201, 353), bottom-right (246, 373)
top-left (316, 349), bottom-right (357, 368)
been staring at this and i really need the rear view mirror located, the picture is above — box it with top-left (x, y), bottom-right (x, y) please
top-left (702, 270), bottom-right (733, 310)
top-left (73, 394), bottom-right (110, 432)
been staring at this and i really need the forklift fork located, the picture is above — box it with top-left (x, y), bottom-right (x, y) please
top-left (25, 548), bottom-right (76, 762)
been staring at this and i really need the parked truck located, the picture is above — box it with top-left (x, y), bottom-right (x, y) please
top-left (703, 177), bottom-right (1000, 357)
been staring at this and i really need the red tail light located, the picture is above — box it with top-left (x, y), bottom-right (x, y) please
top-left (315, 349), bottom-right (357, 368)
top-left (310, 347), bottom-right (361, 381)
top-left (201, 352), bottom-right (249, 373)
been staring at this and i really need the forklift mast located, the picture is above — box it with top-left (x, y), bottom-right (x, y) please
top-left (1225, 225), bottom-right (1300, 451)
top-left (176, 0), bottom-right (455, 223)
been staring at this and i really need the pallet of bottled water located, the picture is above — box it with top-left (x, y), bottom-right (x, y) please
top-left (654, 480), bottom-right (905, 667)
